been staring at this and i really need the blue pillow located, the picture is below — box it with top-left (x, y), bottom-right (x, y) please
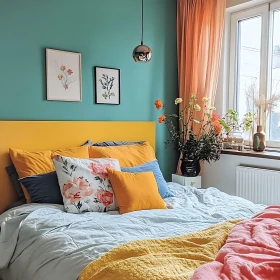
top-left (121, 160), bottom-right (174, 199)
top-left (19, 171), bottom-right (63, 205)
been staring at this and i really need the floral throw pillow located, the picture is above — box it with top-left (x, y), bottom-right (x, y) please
top-left (53, 155), bottom-right (120, 213)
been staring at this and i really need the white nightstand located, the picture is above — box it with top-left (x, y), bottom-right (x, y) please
top-left (172, 174), bottom-right (201, 188)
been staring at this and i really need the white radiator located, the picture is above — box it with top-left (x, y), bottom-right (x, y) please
top-left (236, 166), bottom-right (280, 205)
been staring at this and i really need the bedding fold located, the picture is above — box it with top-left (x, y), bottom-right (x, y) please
top-left (79, 220), bottom-right (240, 280)
top-left (191, 206), bottom-right (280, 280)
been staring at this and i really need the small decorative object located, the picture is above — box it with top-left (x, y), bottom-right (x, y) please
top-left (231, 143), bottom-right (239, 151)
top-left (219, 110), bottom-right (254, 149)
top-left (95, 67), bottom-right (120, 105)
top-left (46, 48), bottom-right (82, 102)
top-left (238, 144), bottom-right (244, 151)
top-left (253, 125), bottom-right (266, 152)
top-left (245, 79), bottom-right (280, 132)
top-left (154, 95), bottom-right (223, 177)
top-left (132, 0), bottom-right (152, 62)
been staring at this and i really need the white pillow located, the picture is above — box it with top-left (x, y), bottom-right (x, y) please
top-left (53, 155), bottom-right (120, 213)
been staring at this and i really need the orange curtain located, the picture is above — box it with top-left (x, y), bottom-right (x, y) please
top-left (176, 0), bottom-right (226, 172)
top-left (177, 0), bottom-right (226, 128)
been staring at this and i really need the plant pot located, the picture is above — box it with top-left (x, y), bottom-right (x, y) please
top-left (180, 158), bottom-right (200, 177)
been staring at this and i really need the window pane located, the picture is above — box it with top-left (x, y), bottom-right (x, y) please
top-left (269, 9), bottom-right (280, 141)
top-left (236, 16), bottom-right (262, 120)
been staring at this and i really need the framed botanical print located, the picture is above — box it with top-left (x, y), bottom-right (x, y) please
top-left (46, 48), bottom-right (82, 101)
top-left (95, 66), bottom-right (120, 105)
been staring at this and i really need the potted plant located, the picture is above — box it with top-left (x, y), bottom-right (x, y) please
top-left (154, 94), bottom-right (223, 177)
top-left (218, 110), bottom-right (254, 149)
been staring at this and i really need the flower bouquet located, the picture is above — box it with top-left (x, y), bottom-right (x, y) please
top-left (154, 94), bottom-right (223, 177)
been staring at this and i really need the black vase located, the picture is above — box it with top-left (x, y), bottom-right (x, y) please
top-left (180, 158), bottom-right (201, 177)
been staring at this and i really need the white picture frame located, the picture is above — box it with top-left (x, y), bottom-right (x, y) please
top-left (46, 48), bottom-right (82, 102)
top-left (95, 66), bottom-right (120, 105)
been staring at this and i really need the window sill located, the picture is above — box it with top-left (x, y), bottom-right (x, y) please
top-left (221, 148), bottom-right (280, 160)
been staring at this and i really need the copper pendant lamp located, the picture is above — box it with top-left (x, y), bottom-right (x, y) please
top-left (133, 0), bottom-right (152, 62)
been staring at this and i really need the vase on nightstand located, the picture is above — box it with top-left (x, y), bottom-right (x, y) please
top-left (180, 158), bottom-right (200, 177)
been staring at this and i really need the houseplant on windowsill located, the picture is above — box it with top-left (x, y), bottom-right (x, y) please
top-left (219, 109), bottom-right (254, 150)
top-left (154, 94), bottom-right (223, 177)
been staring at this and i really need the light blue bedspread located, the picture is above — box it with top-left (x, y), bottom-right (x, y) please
top-left (0, 183), bottom-right (265, 280)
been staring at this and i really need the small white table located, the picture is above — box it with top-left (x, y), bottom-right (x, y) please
top-left (172, 174), bottom-right (201, 189)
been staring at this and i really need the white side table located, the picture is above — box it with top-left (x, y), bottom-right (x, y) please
top-left (172, 174), bottom-right (201, 188)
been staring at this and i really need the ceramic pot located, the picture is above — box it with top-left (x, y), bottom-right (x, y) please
top-left (180, 158), bottom-right (200, 177)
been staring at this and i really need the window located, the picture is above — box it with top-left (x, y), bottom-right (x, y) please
top-left (229, 2), bottom-right (280, 147)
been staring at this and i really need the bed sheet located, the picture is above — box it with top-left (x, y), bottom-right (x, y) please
top-left (0, 183), bottom-right (265, 280)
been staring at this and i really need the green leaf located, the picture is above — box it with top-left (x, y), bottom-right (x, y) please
top-left (170, 114), bottom-right (179, 117)
top-left (219, 119), bottom-right (230, 133)
top-left (230, 109), bottom-right (237, 114)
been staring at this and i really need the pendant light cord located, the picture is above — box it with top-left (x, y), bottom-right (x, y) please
top-left (141, 0), bottom-right (144, 45)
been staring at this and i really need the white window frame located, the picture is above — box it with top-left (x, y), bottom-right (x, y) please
top-left (266, 1), bottom-right (280, 147)
top-left (228, 1), bottom-right (280, 148)
top-left (229, 4), bottom-right (269, 110)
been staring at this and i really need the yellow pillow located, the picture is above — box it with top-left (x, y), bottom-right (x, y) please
top-left (107, 169), bottom-right (166, 214)
top-left (10, 146), bottom-right (89, 178)
top-left (89, 142), bottom-right (156, 167)
top-left (9, 146), bottom-right (89, 203)
top-left (9, 149), bottom-right (53, 179)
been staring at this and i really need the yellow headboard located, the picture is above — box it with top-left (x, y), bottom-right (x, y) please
top-left (0, 121), bottom-right (155, 214)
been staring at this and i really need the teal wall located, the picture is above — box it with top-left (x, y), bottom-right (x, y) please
top-left (0, 0), bottom-right (178, 179)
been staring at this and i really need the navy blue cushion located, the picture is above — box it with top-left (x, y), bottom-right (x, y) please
top-left (19, 171), bottom-right (63, 204)
top-left (121, 160), bottom-right (174, 199)
top-left (5, 165), bottom-right (26, 202)
top-left (82, 140), bottom-right (144, 146)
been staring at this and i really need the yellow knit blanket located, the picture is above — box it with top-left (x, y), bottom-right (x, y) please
top-left (79, 220), bottom-right (240, 280)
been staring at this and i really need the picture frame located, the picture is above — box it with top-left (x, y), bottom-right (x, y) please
top-left (46, 48), bottom-right (82, 102)
top-left (94, 66), bottom-right (120, 105)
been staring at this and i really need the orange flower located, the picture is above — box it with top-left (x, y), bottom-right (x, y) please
top-left (213, 120), bottom-right (222, 135)
top-left (58, 74), bottom-right (63, 80)
top-left (60, 65), bottom-right (66, 71)
top-left (154, 100), bottom-right (163, 110)
top-left (67, 69), bottom-right (73, 75)
top-left (211, 112), bottom-right (220, 122)
top-left (158, 115), bottom-right (166, 123)
top-left (63, 84), bottom-right (68, 90)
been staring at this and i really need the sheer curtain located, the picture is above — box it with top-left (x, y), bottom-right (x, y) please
top-left (177, 0), bottom-right (226, 170)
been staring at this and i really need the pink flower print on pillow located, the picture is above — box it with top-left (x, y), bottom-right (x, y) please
top-left (96, 189), bottom-right (114, 207)
top-left (62, 176), bottom-right (93, 203)
top-left (88, 162), bottom-right (112, 178)
top-left (67, 69), bottom-right (73, 75)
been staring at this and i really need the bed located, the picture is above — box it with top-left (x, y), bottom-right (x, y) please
top-left (0, 121), bottom-right (276, 280)
top-left (0, 183), bottom-right (265, 280)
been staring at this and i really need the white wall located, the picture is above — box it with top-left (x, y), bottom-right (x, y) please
top-left (203, 154), bottom-right (280, 195)
top-left (227, 0), bottom-right (252, 8)
top-left (226, 0), bottom-right (270, 9)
